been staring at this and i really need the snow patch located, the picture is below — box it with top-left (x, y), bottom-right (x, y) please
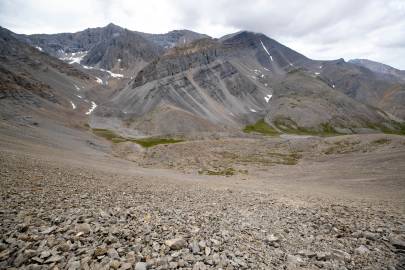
top-left (319, 65), bottom-right (323, 69)
top-left (85, 101), bottom-right (97, 115)
top-left (264, 94), bottom-right (272, 103)
top-left (35, 46), bottom-right (43, 52)
top-left (332, 84), bottom-right (336, 88)
top-left (264, 68), bottom-right (270, 71)
top-left (97, 68), bottom-right (124, 78)
top-left (106, 70), bottom-right (123, 78)
top-left (60, 51), bottom-right (88, 64)
top-left (315, 72), bottom-right (320, 75)
top-left (95, 77), bottom-right (103, 84)
top-left (250, 108), bottom-right (257, 112)
top-left (74, 84), bottom-right (80, 91)
top-left (76, 94), bottom-right (83, 99)
top-left (260, 40), bottom-right (273, 62)
top-left (70, 101), bottom-right (76, 109)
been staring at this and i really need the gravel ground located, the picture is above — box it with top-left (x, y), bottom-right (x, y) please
top-left (1, 149), bottom-right (404, 270)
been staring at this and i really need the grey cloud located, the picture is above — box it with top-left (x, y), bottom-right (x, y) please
top-left (0, 0), bottom-right (404, 69)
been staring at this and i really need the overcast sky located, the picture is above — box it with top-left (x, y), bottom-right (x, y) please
top-left (1, 0), bottom-right (405, 69)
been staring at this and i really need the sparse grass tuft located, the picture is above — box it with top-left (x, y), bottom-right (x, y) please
top-left (199, 167), bottom-right (236, 176)
top-left (273, 117), bottom-right (340, 136)
top-left (372, 138), bottom-right (391, 145)
top-left (92, 128), bottom-right (183, 147)
top-left (243, 119), bottom-right (279, 136)
top-left (132, 138), bottom-right (183, 148)
top-left (364, 121), bottom-right (405, 135)
top-left (92, 129), bottom-right (122, 141)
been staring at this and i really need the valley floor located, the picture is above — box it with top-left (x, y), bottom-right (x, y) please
top-left (0, 121), bottom-right (405, 269)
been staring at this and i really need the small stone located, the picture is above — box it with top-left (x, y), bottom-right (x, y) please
top-left (110, 260), bottom-right (121, 270)
top-left (126, 251), bottom-right (136, 263)
top-left (41, 226), bottom-right (56, 234)
top-left (355, 245), bottom-right (370, 255)
top-left (205, 246), bottom-right (211, 256)
top-left (363, 231), bottom-right (378, 241)
top-left (120, 262), bottom-right (133, 270)
top-left (107, 248), bottom-right (119, 259)
top-left (266, 234), bottom-right (279, 242)
top-left (287, 254), bottom-right (304, 265)
top-left (135, 262), bottom-right (147, 270)
top-left (75, 223), bottom-right (91, 235)
top-left (331, 249), bottom-right (351, 262)
top-left (94, 246), bottom-right (108, 257)
top-left (297, 250), bottom-right (316, 258)
top-left (0, 250), bottom-right (10, 260)
top-left (14, 253), bottom-right (28, 267)
top-left (31, 257), bottom-right (44, 264)
top-left (391, 238), bottom-right (405, 250)
top-left (198, 240), bottom-right (206, 249)
top-left (45, 255), bottom-right (62, 264)
top-left (212, 253), bottom-right (220, 265)
top-left (265, 234), bottom-right (280, 247)
top-left (190, 241), bottom-right (200, 254)
top-left (193, 261), bottom-right (207, 270)
top-left (165, 238), bottom-right (187, 250)
top-left (316, 252), bottom-right (331, 261)
top-left (67, 260), bottom-right (80, 270)
top-left (40, 250), bottom-right (51, 259)
top-left (58, 242), bottom-right (70, 252)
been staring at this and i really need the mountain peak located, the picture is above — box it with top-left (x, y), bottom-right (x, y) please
top-left (104, 23), bottom-right (123, 30)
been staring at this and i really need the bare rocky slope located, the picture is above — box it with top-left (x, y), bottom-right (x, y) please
top-left (9, 25), bottom-right (405, 137)
top-left (17, 24), bottom-right (207, 75)
top-left (0, 26), bottom-right (106, 124)
top-left (1, 24), bottom-right (405, 270)
top-left (92, 31), bottom-right (405, 136)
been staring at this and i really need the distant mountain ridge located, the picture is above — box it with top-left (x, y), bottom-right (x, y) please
top-left (16, 23), bottom-right (208, 73)
top-left (2, 24), bottom-right (405, 136)
top-left (349, 58), bottom-right (405, 81)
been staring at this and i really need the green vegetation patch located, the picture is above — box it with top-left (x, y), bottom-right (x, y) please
top-left (92, 128), bottom-right (122, 141)
top-left (238, 152), bottom-right (301, 166)
top-left (362, 118), bottom-right (405, 135)
top-left (132, 138), bottom-right (183, 148)
top-left (372, 138), bottom-right (391, 145)
top-left (92, 128), bottom-right (183, 148)
top-left (273, 117), bottom-right (340, 136)
top-left (198, 167), bottom-right (236, 176)
top-left (243, 119), bottom-right (279, 136)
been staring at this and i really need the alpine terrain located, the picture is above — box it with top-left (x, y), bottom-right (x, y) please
top-left (0, 22), bottom-right (404, 270)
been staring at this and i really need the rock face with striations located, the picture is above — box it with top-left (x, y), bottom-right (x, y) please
top-left (7, 24), bottom-right (405, 135)
top-left (92, 31), bottom-right (405, 136)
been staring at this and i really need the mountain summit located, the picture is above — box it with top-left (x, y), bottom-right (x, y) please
top-left (3, 24), bottom-right (405, 136)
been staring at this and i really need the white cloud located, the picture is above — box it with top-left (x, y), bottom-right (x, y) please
top-left (1, 0), bottom-right (404, 69)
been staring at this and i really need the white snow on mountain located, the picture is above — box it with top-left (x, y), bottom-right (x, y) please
top-left (70, 101), bottom-right (76, 109)
top-left (60, 51), bottom-right (88, 64)
top-left (264, 94), bottom-right (272, 103)
top-left (85, 101), bottom-right (97, 115)
top-left (260, 40), bottom-right (273, 62)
